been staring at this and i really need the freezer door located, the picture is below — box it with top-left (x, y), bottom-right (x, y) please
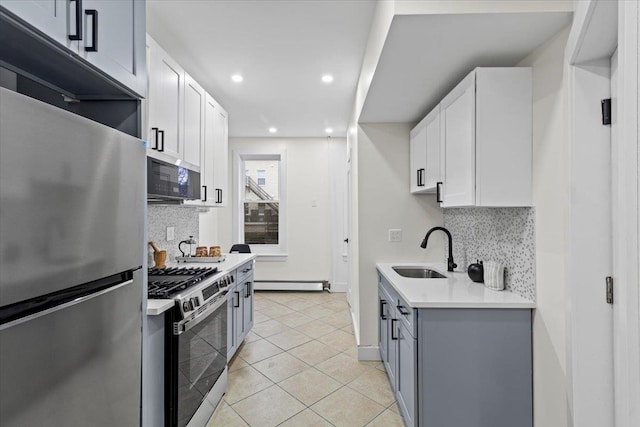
top-left (0, 88), bottom-right (145, 306)
top-left (0, 269), bottom-right (142, 427)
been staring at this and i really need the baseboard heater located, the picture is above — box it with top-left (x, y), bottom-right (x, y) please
top-left (253, 280), bottom-right (331, 292)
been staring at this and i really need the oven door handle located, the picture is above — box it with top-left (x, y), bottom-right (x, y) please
top-left (175, 294), bottom-right (226, 335)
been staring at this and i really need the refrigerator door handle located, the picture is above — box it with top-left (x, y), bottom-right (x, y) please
top-left (0, 279), bottom-right (133, 331)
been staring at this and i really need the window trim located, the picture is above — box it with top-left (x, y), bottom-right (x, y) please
top-left (233, 149), bottom-right (287, 257)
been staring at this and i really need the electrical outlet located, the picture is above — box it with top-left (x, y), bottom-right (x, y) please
top-left (166, 226), bottom-right (175, 241)
top-left (389, 229), bottom-right (402, 242)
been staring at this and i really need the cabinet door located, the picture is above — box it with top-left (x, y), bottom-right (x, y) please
top-left (410, 123), bottom-right (427, 193)
top-left (183, 73), bottom-right (204, 169)
top-left (441, 72), bottom-right (476, 207)
top-left (397, 322), bottom-right (417, 426)
top-left (242, 281), bottom-right (253, 334)
top-left (79, 0), bottom-right (145, 96)
top-left (233, 287), bottom-right (244, 342)
top-left (1, 0), bottom-right (79, 52)
top-left (197, 94), bottom-right (217, 206)
top-left (424, 106), bottom-right (441, 190)
top-left (147, 35), bottom-right (184, 160)
top-left (227, 291), bottom-right (236, 360)
top-left (211, 107), bottom-right (228, 206)
top-left (378, 295), bottom-right (388, 363)
top-left (386, 314), bottom-right (398, 390)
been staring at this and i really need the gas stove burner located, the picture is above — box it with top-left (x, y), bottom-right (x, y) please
top-left (147, 266), bottom-right (218, 299)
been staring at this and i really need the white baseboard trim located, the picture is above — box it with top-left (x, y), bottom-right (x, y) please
top-left (330, 281), bottom-right (348, 292)
top-left (349, 307), bottom-right (360, 346)
top-left (357, 346), bottom-right (381, 361)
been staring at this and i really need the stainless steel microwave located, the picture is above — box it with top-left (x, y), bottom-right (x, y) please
top-left (147, 157), bottom-right (200, 202)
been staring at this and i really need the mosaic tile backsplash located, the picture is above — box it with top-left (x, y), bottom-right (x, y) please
top-left (147, 205), bottom-right (199, 262)
top-left (443, 207), bottom-right (536, 301)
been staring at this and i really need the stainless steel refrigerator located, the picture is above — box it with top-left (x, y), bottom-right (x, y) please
top-left (0, 88), bottom-right (145, 426)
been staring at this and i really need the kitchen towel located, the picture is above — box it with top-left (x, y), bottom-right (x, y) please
top-left (484, 261), bottom-right (505, 291)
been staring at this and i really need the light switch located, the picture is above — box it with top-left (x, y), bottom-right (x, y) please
top-left (167, 226), bottom-right (175, 241)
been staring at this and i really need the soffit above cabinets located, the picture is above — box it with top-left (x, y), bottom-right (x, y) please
top-left (359, 11), bottom-right (572, 124)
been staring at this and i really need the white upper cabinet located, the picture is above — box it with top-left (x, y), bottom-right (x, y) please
top-left (1, 0), bottom-right (146, 97)
top-left (0, 0), bottom-right (78, 51)
top-left (410, 105), bottom-right (441, 194)
top-left (146, 35), bottom-right (184, 162)
top-left (185, 93), bottom-right (229, 207)
top-left (183, 73), bottom-right (205, 168)
top-left (211, 105), bottom-right (228, 207)
top-left (410, 120), bottom-right (427, 193)
top-left (439, 67), bottom-right (532, 207)
top-left (79, 0), bottom-right (146, 97)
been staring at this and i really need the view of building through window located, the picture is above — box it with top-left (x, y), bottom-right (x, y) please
top-left (243, 160), bottom-right (279, 244)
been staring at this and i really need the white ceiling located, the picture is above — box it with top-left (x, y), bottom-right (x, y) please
top-left (360, 12), bottom-right (572, 123)
top-left (146, 0), bottom-right (376, 138)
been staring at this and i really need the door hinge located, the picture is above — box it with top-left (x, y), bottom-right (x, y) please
top-left (606, 276), bottom-right (614, 304)
top-left (601, 98), bottom-right (612, 125)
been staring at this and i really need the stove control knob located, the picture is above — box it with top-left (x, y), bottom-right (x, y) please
top-left (191, 297), bottom-right (200, 307)
top-left (231, 275), bottom-right (235, 283)
top-left (183, 301), bottom-right (194, 312)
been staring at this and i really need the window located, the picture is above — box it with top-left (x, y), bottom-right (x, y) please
top-left (234, 151), bottom-right (287, 257)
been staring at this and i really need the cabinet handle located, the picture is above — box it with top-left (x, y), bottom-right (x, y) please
top-left (245, 282), bottom-right (251, 298)
top-left (151, 127), bottom-right (159, 150)
top-left (416, 170), bottom-right (420, 187)
top-left (397, 305), bottom-right (409, 316)
top-left (69, 0), bottom-right (83, 41)
top-left (436, 181), bottom-right (443, 203)
top-left (202, 185), bottom-right (207, 202)
top-left (216, 188), bottom-right (222, 203)
top-left (391, 319), bottom-right (398, 340)
top-left (234, 291), bottom-right (240, 308)
top-left (379, 300), bottom-right (387, 320)
top-left (158, 130), bottom-right (165, 152)
top-left (84, 10), bottom-right (98, 52)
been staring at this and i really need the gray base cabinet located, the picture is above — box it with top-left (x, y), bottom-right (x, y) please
top-left (227, 261), bottom-right (254, 360)
top-left (378, 274), bottom-right (532, 427)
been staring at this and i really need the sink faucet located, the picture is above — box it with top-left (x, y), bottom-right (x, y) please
top-left (420, 227), bottom-right (457, 272)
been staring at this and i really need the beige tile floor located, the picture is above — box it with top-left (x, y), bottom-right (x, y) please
top-left (207, 291), bottom-right (404, 427)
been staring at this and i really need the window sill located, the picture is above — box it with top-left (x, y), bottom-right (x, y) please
top-left (255, 253), bottom-right (289, 262)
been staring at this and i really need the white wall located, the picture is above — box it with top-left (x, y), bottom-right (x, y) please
top-left (210, 137), bottom-right (345, 283)
top-left (517, 27), bottom-right (572, 427)
top-left (356, 123), bottom-right (444, 349)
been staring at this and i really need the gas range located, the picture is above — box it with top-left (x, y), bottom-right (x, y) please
top-left (148, 266), bottom-right (235, 319)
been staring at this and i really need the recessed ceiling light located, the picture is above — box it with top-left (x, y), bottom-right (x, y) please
top-left (325, 127), bottom-right (333, 134)
top-left (231, 74), bottom-right (243, 83)
top-left (321, 74), bottom-right (334, 83)
top-left (268, 127), bottom-right (277, 134)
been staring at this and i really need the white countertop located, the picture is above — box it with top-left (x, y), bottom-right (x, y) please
top-left (146, 253), bottom-right (257, 315)
top-left (376, 262), bottom-right (535, 309)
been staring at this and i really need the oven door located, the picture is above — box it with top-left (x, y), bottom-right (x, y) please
top-left (166, 294), bottom-right (227, 427)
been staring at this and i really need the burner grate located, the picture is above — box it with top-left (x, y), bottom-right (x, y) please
top-left (147, 266), bottom-right (218, 299)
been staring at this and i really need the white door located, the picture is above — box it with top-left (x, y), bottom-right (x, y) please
top-left (201, 94), bottom-right (217, 206)
top-left (183, 74), bottom-right (204, 169)
top-left (569, 53), bottom-right (616, 427)
top-left (424, 106), bottom-right (441, 190)
top-left (212, 108), bottom-right (228, 206)
top-left (1, 0), bottom-right (79, 52)
top-left (147, 37), bottom-right (183, 160)
top-left (409, 125), bottom-right (427, 193)
top-left (441, 73), bottom-right (475, 207)
top-left (345, 147), bottom-right (353, 307)
top-left (80, 0), bottom-right (139, 93)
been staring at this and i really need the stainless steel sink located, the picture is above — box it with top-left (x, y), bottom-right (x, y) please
top-left (392, 267), bottom-right (447, 279)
